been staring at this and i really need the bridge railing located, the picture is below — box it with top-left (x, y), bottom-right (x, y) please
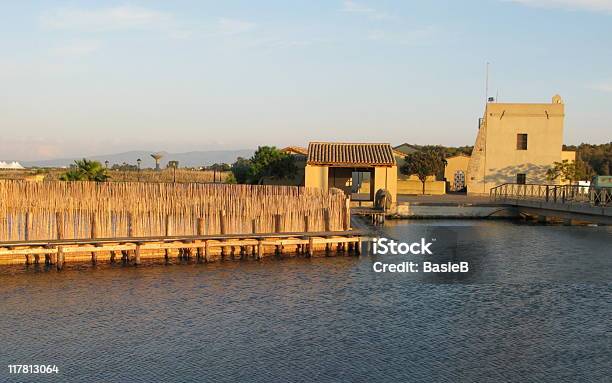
top-left (490, 183), bottom-right (611, 208)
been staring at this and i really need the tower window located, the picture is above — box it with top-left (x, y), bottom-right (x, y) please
top-left (517, 173), bottom-right (526, 184)
top-left (516, 134), bottom-right (528, 150)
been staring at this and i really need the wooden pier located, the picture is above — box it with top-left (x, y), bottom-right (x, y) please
top-left (351, 207), bottom-right (386, 225)
top-left (0, 230), bottom-right (369, 269)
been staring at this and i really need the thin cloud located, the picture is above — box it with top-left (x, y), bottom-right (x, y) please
top-left (40, 7), bottom-right (256, 40)
top-left (249, 37), bottom-right (336, 49)
top-left (51, 40), bottom-right (101, 56)
top-left (366, 26), bottom-right (437, 45)
top-left (589, 81), bottom-right (612, 92)
top-left (341, 0), bottom-right (393, 20)
top-left (215, 18), bottom-right (256, 36)
top-left (40, 5), bottom-right (171, 31)
top-left (506, 0), bottom-right (612, 13)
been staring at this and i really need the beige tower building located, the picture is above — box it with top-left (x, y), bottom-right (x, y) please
top-left (467, 94), bottom-right (575, 194)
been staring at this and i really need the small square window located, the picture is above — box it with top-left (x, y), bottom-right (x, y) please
top-left (517, 134), bottom-right (528, 150)
top-left (517, 173), bottom-right (526, 184)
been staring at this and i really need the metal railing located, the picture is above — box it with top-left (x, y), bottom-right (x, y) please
top-left (490, 183), bottom-right (611, 208)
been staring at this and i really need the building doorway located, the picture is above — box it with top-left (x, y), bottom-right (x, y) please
top-left (453, 170), bottom-right (466, 192)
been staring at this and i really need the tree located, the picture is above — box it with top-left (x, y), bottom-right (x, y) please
top-left (111, 162), bottom-right (138, 171)
top-left (394, 143), bottom-right (473, 158)
top-left (225, 172), bottom-right (237, 184)
top-left (563, 142), bottom-right (611, 176)
top-left (230, 147), bottom-right (297, 184)
top-left (249, 146), bottom-right (297, 184)
top-left (400, 147), bottom-right (447, 194)
top-left (230, 157), bottom-right (252, 184)
top-left (207, 163), bottom-right (231, 172)
top-left (167, 160), bottom-right (179, 169)
top-left (546, 159), bottom-right (589, 183)
top-left (60, 159), bottom-right (109, 182)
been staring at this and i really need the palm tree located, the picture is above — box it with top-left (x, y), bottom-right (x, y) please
top-left (59, 159), bottom-right (109, 182)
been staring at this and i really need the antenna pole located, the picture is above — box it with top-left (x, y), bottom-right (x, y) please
top-left (485, 62), bottom-right (490, 103)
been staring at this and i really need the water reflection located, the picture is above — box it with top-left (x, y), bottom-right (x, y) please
top-left (0, 220), bottom-right (610, 382)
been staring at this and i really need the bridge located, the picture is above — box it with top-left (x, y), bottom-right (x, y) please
top-left (490, 183), bottom-right (612, 225)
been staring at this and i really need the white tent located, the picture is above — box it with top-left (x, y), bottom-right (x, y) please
top-left (0, 161), bottom-right (25, 169)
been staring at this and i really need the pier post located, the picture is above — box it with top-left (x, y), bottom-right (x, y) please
top-left (134, 243), bottom-right (141, 265)
top-left (220, 210), bottom-right (228, 258)
top-left (308, 237), bottom-right (314, 257)
top-left (257, 240), bottom-right (263, 260)
top-left (300, 215), bottom-right (310, 254)
top-left (90, 214), bottom-right (98, 264)
top-left (251, 218), bottom-right (258, 257)
top-left (184, 244), bottom-right (192, 260)
top-left (55, 212), bottom-right (64, 270)
top-left (45, 245), bottom-right (52, 265)
top-left (24, 212), bottom-right (33, 265)
top-left (123, 213), bottom-right (134, 263)
top-left (56, 246), bottom-right (64, 270)
top-left (356, 238), bottom-right (362, 255)
top-left (274, 214), bottom-right (283, 255)
top-left (197, 217), bottom-right (205, 261)
top-left (344, 197), bottom-right (351, 231)
top-left (165, 214), bottom-right (172, 262)
top-left (324, 209), bottom-right (330, 253)
top-left (204, 240), bottom-right (210, 262)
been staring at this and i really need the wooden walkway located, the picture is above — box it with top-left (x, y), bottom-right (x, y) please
top-left (0, 230), bottom-right (370, 269)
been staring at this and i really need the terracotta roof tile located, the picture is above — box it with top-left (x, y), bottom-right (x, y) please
top-left (307, 142), bottom-right (396, 166)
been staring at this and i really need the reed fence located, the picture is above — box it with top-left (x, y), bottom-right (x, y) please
top-left (0, 180), bottom-right (349, 242)
top-left (0, 169), bottom-right (228, 183)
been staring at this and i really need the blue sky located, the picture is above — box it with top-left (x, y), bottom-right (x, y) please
top-left (1, 0), bottom-right (611, 160)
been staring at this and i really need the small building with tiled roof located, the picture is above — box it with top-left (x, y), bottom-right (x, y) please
top-left (280, 146), bottom-right (308, 157)
top-left (305, 142), bottom-right (397, 205)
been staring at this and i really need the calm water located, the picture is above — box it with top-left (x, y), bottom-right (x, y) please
top-left (0, 220), bottom-right (610, 382)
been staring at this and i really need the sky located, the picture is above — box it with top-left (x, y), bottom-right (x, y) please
top-left (1, 0), bottom-right (611, 161)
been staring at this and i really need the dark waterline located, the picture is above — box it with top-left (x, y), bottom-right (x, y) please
top-left (1, 220), bottom-right (610, 382)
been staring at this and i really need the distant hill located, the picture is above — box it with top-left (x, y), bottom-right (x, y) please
top-left (21, 150), bottom-right (254, 168)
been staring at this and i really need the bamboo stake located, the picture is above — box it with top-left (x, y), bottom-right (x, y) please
top-left (91, 214), bottom-right (98, 264)
top-left (56, 212), bottom-right (64, 270)
top-left (165, 214), bottom-right (172, 261)
top-left (24, 212), bottom-right (32, 264)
